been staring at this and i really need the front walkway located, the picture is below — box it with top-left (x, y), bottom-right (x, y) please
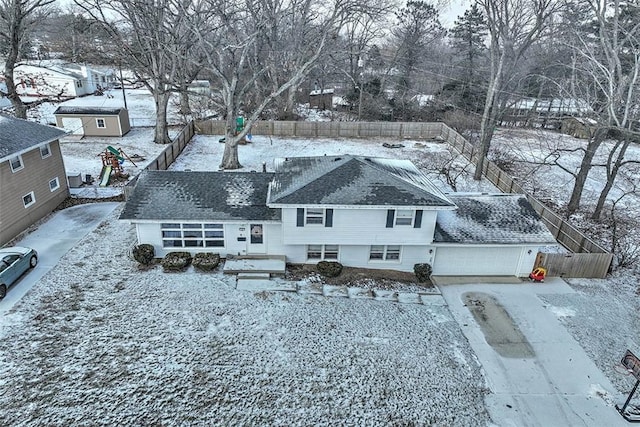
top-left (434, 277), bottom-right (628, 427)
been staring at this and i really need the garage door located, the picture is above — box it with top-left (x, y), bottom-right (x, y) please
top-left (432, 246), bottom-right (522, 276)
top-left (61, 117), bottom-right (84, 135)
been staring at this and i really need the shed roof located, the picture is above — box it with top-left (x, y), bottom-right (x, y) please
top-left (119, 171), bottom-right (280, 222)
top-left (0, 113), bottom-right (66, 161)
top-left (268, 155), bottom-right (455, 208)
top-left (434, 194), bottom-right (557, 244)
top-left (54, 106), bottom-right (125, 116)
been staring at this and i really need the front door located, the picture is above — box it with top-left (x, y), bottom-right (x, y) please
top-left (248, 223), bottom-right (266, 254)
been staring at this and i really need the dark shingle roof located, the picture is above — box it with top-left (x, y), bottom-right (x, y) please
top-left (0, 113), bottom-right (66, 160)
top-left (54, 106), bottom-right (124, 115)
top-left (119, 171), bottom-right (280, 221)
top-left (268, 155), bottom-right (455, 208)
top-left (434, 194), bottom-right (557, 244)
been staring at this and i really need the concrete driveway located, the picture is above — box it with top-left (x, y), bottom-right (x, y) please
top-left (434, 276), bottom-right (628, 427)
top-left (0, 202), bottom-right (120, 317)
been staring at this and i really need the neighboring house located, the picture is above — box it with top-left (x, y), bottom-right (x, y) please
top-left (507, 98), bottom-right (591, 117)
top-left (187, 80), bottom-right (211, 96)
top-left (0, 114), bottom-right (68, 246)
top-left (120, 155), bottom-right (558, 276)
top-left (309, 89), bottom-right (334, 110)
top-left (54, 106), bottom-right (131, 137)
top-left (13, 63), bottom-right (116, 98)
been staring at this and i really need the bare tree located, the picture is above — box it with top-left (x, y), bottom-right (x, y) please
top-left (194, 0), bottom-right (355, 169)
top-left (564, 0), bottom-right (640, 217)
top-left (473, 0), bottom-right (559, 180)
top-left (77, 0), bottom-right (213, 144)
top-left (607, 179), bottom-right (640, 269)
top-left (0, 0), bottom-right (55, 119)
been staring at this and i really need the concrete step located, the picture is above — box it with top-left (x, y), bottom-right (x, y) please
top-left (236, 279), bottom-right (296, 292)
top-left (223, 257), bottom-right (286, 275)
top-left (237, 272), bottom-right (271, 280)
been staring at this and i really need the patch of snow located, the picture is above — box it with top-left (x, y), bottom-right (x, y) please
top-left (548, 305), bottom-right (576, 317)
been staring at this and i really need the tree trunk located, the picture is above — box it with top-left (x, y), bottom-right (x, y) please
top-left (153, 90), bottom-right (172, 144)
top-left (566, 128), bottom-right (606, 215)
top-left (221, 135), bottom-right (241, 169)
top-left (179, 86), bottom-right (191, 116)
top-left (221, 113), bottom-right (241, 169)
top-left (3, 35), bottom-right (27, 119)
top-left (591, 139), bottom-right (630, 220)
top-left (474, 49), bottom-right (505, 180)
top-left (284, 86), bottom-right (297, 119)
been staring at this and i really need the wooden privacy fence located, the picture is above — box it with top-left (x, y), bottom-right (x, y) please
top-left (146, 121), bottom-right (195, 171)
top-left (124, 121), bottom-right (195, 199)
top-left (195, 119), bottom-right (444, 139)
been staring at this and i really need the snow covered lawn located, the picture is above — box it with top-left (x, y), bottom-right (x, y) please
top-left (0, 208), bottom-right (490, 426)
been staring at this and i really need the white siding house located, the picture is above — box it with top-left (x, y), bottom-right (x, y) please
top-left (13, 63), bottom-right (115, 98)
top-left (120, 156), bottom-right (558, 276)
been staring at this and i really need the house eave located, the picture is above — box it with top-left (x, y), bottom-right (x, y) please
top-left (266, 203), bottom-right (457, 210)
top-left (0, 134), bottom-right (67, 163)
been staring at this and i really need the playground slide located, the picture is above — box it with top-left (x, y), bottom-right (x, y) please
top-left (99, 165), bottom-right (112, 187)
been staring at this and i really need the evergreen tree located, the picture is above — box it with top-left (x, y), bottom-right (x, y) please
top-left (449, 2), bottom-right (487, 85)
top-left (391, 1), bottom-right (445, 120)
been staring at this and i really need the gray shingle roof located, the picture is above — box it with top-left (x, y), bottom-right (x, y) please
top-left (54, 106), bottom-right (124, 116)
top-left (0, 113), bottom-right (66, 161)
top-left (119, 171), bottom-right (280, 221)
top-left (268, 155), bottom-right (456, 207)
top-left (434, 194), bottom-right (557, 244)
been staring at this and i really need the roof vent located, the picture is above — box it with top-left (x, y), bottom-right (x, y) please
top-left (334, 157), bottom-right (342, 161)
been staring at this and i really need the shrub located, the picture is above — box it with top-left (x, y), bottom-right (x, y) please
top-left (414, 263), bottom-right (433, 283)
top-left (132, 244), bottom-right (155, 265)
top-left (317, 261), bottom-right (343, 278)
top-left (193, 253), bottom-right (220, 272)
top-left (162, 251), bottom-right (192, 272)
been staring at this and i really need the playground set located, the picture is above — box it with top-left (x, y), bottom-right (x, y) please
top-left (219, 116), bottom-right (252, 144)
top-left (97, 146), bottom-right (136, 186)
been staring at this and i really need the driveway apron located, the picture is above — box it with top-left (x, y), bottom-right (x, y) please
top-left (437, 278), bottom-right (627, 427)
top-left (0, 202), bottom-right (120, 317)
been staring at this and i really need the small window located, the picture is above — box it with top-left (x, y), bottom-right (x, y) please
top-left (307, 245), bottom-right (339, 260)
top-left (369, 245), bottom-right (384, 260)
top-left (250, 224), bottom-right (263, 244)
top-left (386, 246), bottom-right (401, 260)
top-left (369, 245), bottom-right (401, 261)
top-left (307, 245), bottom-right (322, 260)
top-left (395, 210), bottom-right (414, 226)
top-left (96, 118), bottom-right (106, 128)
top-left (307, 245), bottom-right (339, 261)
top-left (49, 177), bottom-right (60, 192)
top-left (305, 208), bottom-right (324, 225)
top-left (10, 155), bottom-right (24, 172)
top-left (324, 245), bottom-right (339, 260)
top-left (23, 192), bottom-right (35, 208)
top-left (40, 144), bottom-right (51, 158)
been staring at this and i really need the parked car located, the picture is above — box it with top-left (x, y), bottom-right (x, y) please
top-left (0, 246), bottom-right (38, 299)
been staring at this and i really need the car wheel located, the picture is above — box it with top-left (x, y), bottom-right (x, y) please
top-left (0, 284), bottom-right (6, 299)
top-left (29, 255), bottom-right (37, 268)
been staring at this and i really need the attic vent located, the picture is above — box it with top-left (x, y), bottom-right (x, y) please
top-left (334, 157), bottom-right (342, 161)
top-left (364, 157), bottom-right (371, 161)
